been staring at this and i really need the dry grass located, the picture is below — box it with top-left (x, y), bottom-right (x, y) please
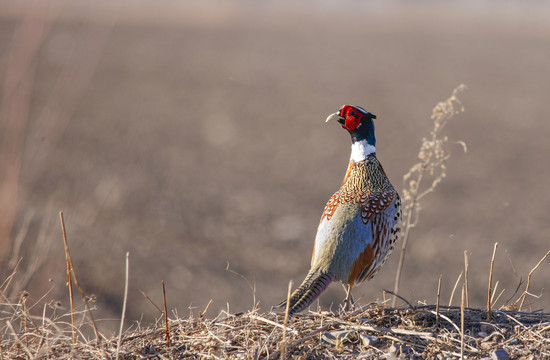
top-left (1, 294), bottom-right (549, 359)
top-left (3, 237), bottom-right (547, 359)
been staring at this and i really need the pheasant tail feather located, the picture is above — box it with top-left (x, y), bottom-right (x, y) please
top-left (277, 271), bottom-right (334, 316)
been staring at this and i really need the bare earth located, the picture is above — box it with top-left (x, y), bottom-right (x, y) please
top-left (1, 2), bottom-right (549, 332)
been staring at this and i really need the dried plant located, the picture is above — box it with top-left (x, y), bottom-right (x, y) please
top-left (2, 296), bottom-right (549, 359)
top-left (393, 85), bottom-right (467, 306)
top-left (516, 249), bottom-right (550, 311)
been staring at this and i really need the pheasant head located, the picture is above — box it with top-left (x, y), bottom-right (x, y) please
top-left (326, 105), bottom-right (377, 161)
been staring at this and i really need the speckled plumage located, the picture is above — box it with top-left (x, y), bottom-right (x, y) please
top-left (278, 105), bottom-right (402, 316)
top-left (314, 156), bottom-right (401, 286)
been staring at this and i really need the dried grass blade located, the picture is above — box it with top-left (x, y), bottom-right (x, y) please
top-left (436, 275), bottom-right (442, 328)
top-left (162, 280), bottom-right (171, 346)
top-left (60, 211), bottom-right (104, 348)
top-left (249, 314), bottom-right (298, 335)
top-left (464, 251), bottom-right (469, 307)
top-left (280, 280), bottom-right (292, 360)
top-left (115, 252), bottom-right (130, 360)
top-left (264, 324), bottom-right (331, 360)
top-left (6, 320), bottom-right (33, 359)
top-left (59, 211), bottom-right (76, 344)
top-left (460, 285), bottom-right (465, 360)
top-left (519, 249), bottom-right (550, 311)
top-left (449, 270), bottom-right (463, 306)
top-left (487, 242), bottom-right (498, 321)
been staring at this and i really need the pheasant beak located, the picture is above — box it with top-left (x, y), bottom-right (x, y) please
top-left (325, 112), bottom-right (345, 123)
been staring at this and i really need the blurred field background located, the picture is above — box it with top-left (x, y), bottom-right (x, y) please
top-left (1, 0), bottom-right (549, 334)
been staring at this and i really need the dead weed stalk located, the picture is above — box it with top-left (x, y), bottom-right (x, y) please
top-left (393, 84), bottom-right (467, 306)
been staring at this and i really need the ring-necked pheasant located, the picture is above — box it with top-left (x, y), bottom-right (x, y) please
top-left (277, 105), bottom-right (402, 316)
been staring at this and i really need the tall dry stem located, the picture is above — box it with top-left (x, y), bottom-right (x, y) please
top-left (460, 285), bottom-right (465, 360)
top-left (115, 252), bottom-right (130, 360)
top-left (59, 211), bottom-right (104, 349)
top-left (436, 275), bottom-right (442, 329)
top-left (162, 280), bottom-right (171, 346)
top-left (487, 242), bottom-right (498, 321)
top-left (464, 251), bottom-right (469, 307)
top-left (60, 211), bottom-right (76, 344)
top-left (518, 249), bottom-right (550, 311)
top-left (449, 270), bottom-right (463, 307)
top-left (392, 85), bottom-right (467, 306)
top-left (281, 280), bottom-right (293, 360)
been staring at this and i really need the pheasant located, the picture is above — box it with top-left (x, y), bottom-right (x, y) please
top-left (277, 105), bottom-right (402, 316)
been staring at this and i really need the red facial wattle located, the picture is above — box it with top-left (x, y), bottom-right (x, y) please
top-left (340, 105), bottom-right (364, 130)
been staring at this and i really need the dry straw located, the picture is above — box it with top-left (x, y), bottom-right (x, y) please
top-left (2, 301), bottom-right (548, 358)
top-left (464, 251), bottom-right (470, 307)
top-left (115, 252), bottom-right (130, 360)
top-left (460, 285), bottom-right (465, 360)
top-left (162, 280), bottom-right (171, 347)
top-left (519, 249), bottom-right (550, 311)
top-left (436, 275), bottom-right (442, 328)
top-left (59, 211), bottom-right (103, 348)
top-left (487, 243), bottom-right (499, 321)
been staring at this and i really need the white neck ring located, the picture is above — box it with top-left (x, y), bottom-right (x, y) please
top-left (350, 139), bottom-right (375, 162)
